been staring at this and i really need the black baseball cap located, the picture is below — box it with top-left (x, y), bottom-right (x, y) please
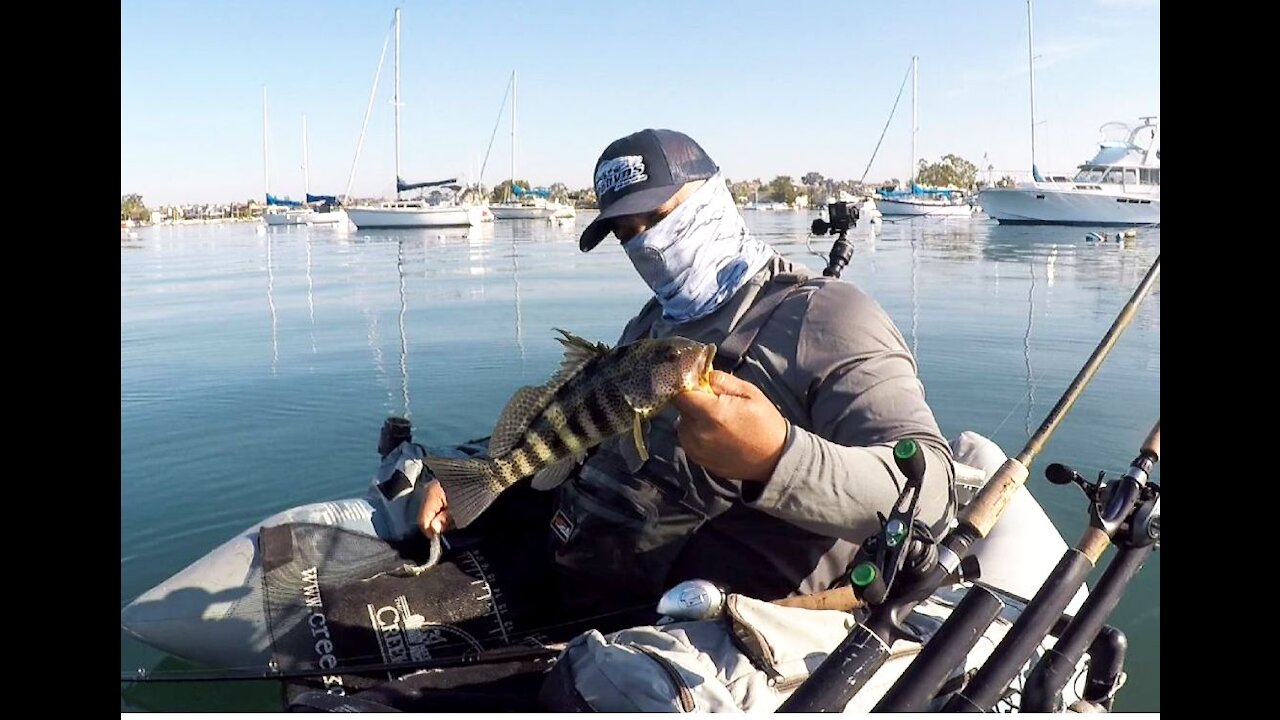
top-left (579, 129), bottom-right (719, 252)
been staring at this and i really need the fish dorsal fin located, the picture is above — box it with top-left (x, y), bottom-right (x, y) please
top-left (548, 328), bottom-right (610, 388)
top-left (489, 385), bottom-right (552, 457)
top-left (490, 330), bottom-right (609, 457)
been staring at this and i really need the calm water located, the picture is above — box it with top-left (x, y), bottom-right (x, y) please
top-left (120, 211), bottom-right (1160, 711)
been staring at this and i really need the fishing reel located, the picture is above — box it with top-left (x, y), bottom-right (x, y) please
top-left (837, 440), bottom-right (981, 642)
top-left (848, 517), bottom-right (939, 607)
top-left (1045, 463), bottom-right (1161, 549)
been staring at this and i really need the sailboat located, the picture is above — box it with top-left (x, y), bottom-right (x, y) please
top-left (346, 8), bottom-right (490, 229)
top-left (977, 1), bottom-right (1160, 226)
top-left (873, 57), bottom-right (974, 217)
top-left (490, 70), bottom-right (575, 221)
top-left (261, 92), bottom-right (348, 227)
top-left (261, 86), bottom-right (306, 226)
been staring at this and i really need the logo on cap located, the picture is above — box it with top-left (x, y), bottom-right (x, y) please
top-left (594, 155), bottom-right (648, 197)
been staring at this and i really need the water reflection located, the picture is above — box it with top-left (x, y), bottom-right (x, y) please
top-left (265, 234), bottom-right (278, 375)
top-left (511, 236), bottom-right (526, 368)
top-left (910, 236), bottom-right (919, 359)
top-left (1024, 261), bottom-right (1036, 437)
top-left (305, 235), bottom-right (317, 355)
top-left (396, 239), bottom-right (412, 419)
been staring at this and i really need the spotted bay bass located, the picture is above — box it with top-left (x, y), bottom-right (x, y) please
top-left (426, 329), bottom-right (717, 528)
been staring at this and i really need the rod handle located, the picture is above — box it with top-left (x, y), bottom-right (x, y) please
top-left (772, 585), bottom-right (865, 612)
top-left (1142, 422), bottom-right (1160, 461)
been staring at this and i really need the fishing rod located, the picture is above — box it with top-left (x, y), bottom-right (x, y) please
top-left (1019, 493), bottom-right (1158, 712)
top-left (941, 422), bottom-right (1160, 712)
top-left (777, 253), bottom-right (1160, 712)
top-left (120, 643), bottom-right (563, 685)
top-left (120, 585), bottom-right (661, 686)
top-left (873, 421), bottom-right (1160, 712)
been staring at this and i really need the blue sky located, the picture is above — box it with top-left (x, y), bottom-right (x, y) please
top-left (121, 0), bottom-right (1160, 206)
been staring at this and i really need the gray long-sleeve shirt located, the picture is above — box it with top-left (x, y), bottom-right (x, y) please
top-left (551, 253), bottom-right (955, 604)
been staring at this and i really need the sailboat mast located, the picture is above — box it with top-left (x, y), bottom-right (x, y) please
top-left (1027, 0), bottom-right (1038, 176)
top-left (910, 55), bottom-right (918, 188)
top-left (393, 7), bottom-right (402, 200)
top-left (511, 69), bottom-right (517, 201)
top-left (302, 114), bottom-right (310, 198)
top-left (262, 86), bottom-right (269, 202)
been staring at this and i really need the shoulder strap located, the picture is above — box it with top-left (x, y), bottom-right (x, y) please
top-left (625, 271), bottom-right (817, 372)
top-left (713, 272), bottom-right (814, 373)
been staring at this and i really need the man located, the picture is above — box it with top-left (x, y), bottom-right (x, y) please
top-left (419, 128), bottom-right (955, 616)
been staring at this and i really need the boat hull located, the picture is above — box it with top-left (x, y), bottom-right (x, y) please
top-left (491, 204), bottom-right (556, 220)
top-left (874, 198), bottom-right (974, 217)
top-left (263, 210), bottom-right (349, 226)
top-left (979, 187), bottom-right (1160, 226)
top-left (346, 205), bottom-right (486, 229)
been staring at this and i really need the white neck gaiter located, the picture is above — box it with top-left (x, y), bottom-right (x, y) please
top-left (622, 173), bottom-right (776, 323)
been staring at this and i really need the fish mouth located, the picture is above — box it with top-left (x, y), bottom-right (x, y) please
top-left (699, 344), bottom-right (716, 388)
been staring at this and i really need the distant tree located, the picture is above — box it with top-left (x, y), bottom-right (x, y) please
top-left (121, 193), bottom-right (148, 221)
top-left (567, 187), bottom-right (597, 208)
top-left (997, 175), bottom-right (1017, 188)
top-left (767, 176), bottom-right (797, 205)
top-left (915, 154), bottom-right (980, 191)
top-left (490, 179), bottom-right (531, 203)
top-left (459, 184), bottom-right (489, 204)
top-left (547, 182), bottom-right (570, 201)
top-left (802, 171), bottom-right (824, 188)
top-left (728, 179), bottom-right (756, 204)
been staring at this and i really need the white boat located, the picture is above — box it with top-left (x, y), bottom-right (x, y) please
top-left (743, 200), bottom-right (790, 211)
top-left (874, 57), bottom-right (975, 218)
top-left (977, 1), bottom-right (1159, 227)
top-left (491, 201), bottom-right (556, 220)
top-left (263, 205), bottom-right (349, 227)
top-left (978, 118), bottom-right (1160, 226)
top-left (260, 94), bottom-right (349, 227)
top-left (347, 200), bottom-right (489, 228)
top-left (875, 192), bottom-right (974, 217)
top-left (345, 9), bottom-right (487, 229)
top-left (489, 70), bottom-right (576, 221)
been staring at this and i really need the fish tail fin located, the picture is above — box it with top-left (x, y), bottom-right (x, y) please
top-left (424, 455), bottom-right (503, 529)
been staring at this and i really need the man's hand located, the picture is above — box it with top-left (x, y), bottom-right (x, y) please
top-left (417, 479), bottom-right (454, 537)
top-left (671, 370), bottom-right (788, 482)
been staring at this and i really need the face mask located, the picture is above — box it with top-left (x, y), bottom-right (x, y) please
top-left (623, 174), bottom-right (775, 323)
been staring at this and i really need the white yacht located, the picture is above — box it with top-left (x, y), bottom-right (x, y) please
top-left (977, 2), bottom-right (1159, 226)
top-left (979, 118), bottom-right (1160, 226)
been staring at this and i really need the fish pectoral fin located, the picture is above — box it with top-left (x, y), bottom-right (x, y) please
top-left (632, 414), bottom-right (650, 463)
top-left (531, 456), bottom-right (577, 490)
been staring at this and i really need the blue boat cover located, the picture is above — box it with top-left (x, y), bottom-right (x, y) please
top-left (266, 194), bottom-right (304, 207)
top-left (512, 185), bottom-right (551, 198)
